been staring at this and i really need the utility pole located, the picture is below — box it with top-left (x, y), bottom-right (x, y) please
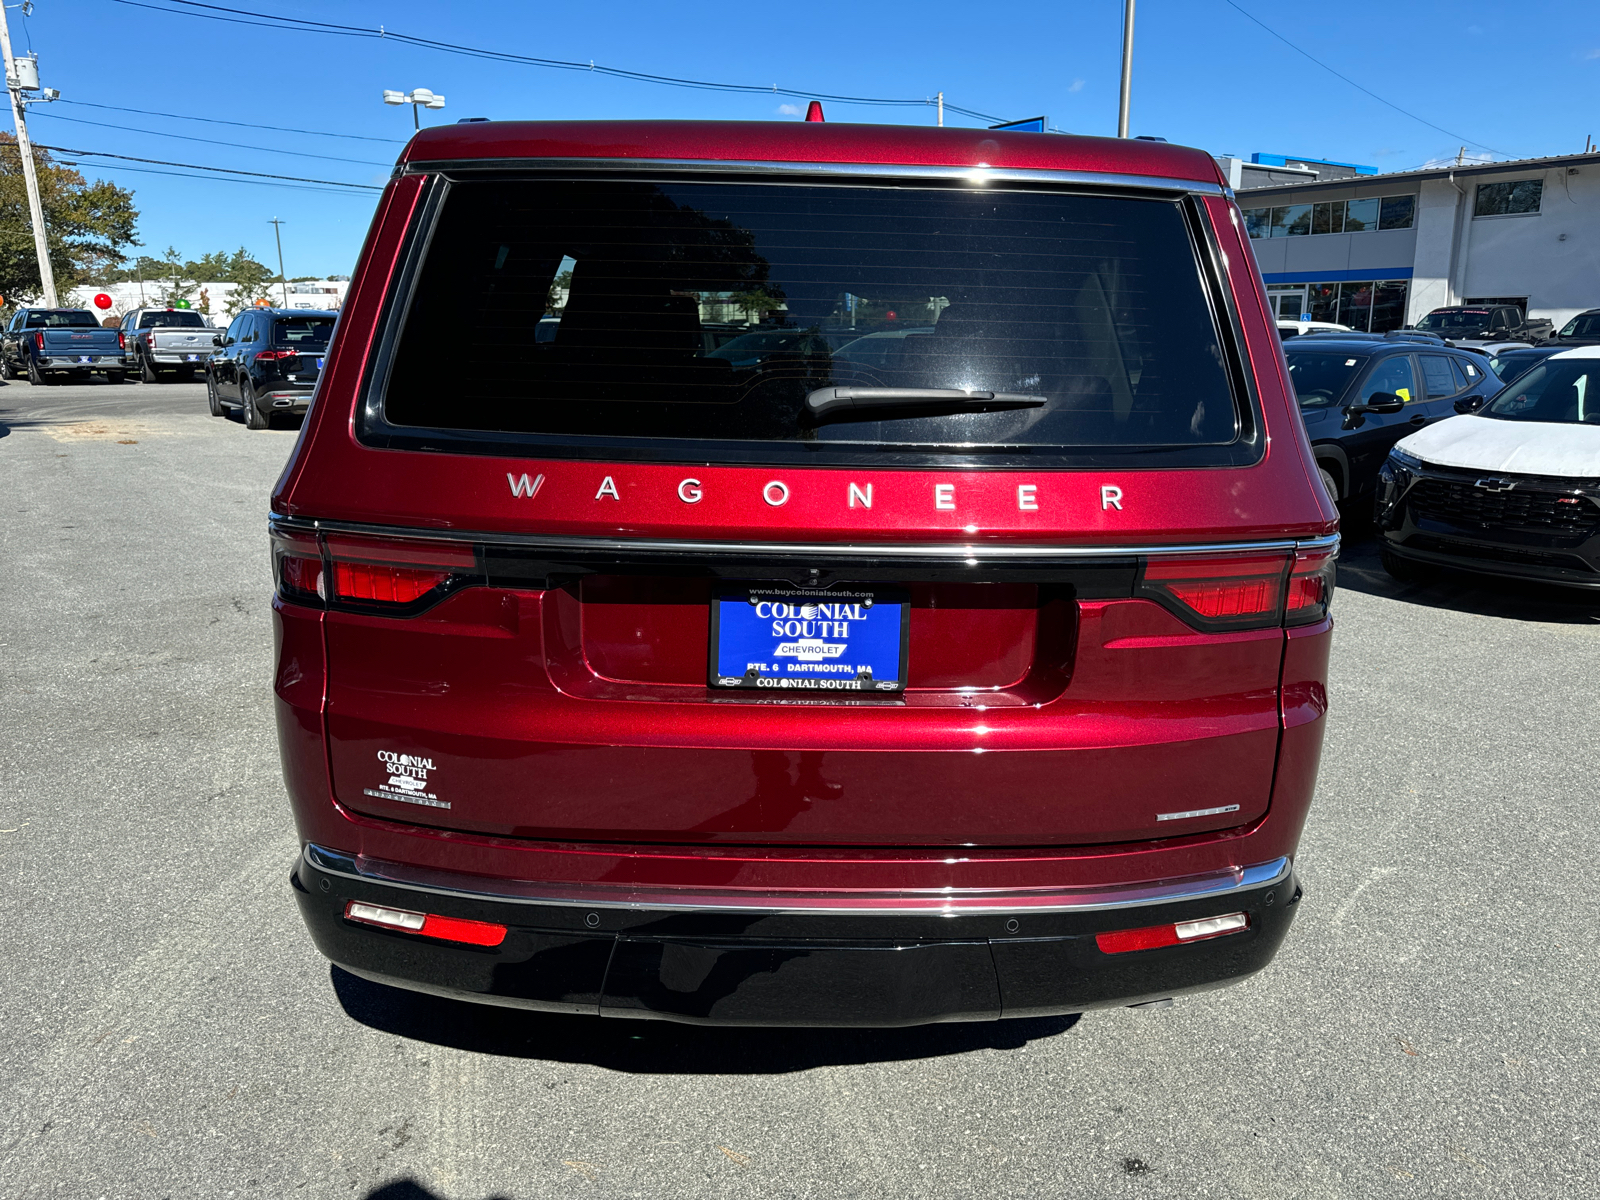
top-left (269, 218), bottom-right (288, 307)
top-left (0, 2), bottom-right (57, 306)
top-left (937, 92), bottom-right (944, 127)
top-left (1117, 0), bottom-right (1136, 138)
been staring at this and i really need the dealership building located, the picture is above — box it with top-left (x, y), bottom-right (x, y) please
top-left (1214, 151), bottom-right (1600, 333)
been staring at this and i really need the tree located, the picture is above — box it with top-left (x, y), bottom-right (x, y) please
top-left (220, 248), bottom-right (274, 316)
top-left (0, 134), bottom-right (138, 303)
top-left (545, 268), bottom-right (573, 315)
top-left (155, 245), bottom-right (197, 307)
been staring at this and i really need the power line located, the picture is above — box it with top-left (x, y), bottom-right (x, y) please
top-left (108, 0), bottom-right (1011, 125)
top-left (29, 143), bottom-right (384, 190)
top-left (31, 110), bottom-right (396, 168)
top-left (56, 98), bottom-right (406, 144)
top-left (1217, 0), bottom-right (1513, 157)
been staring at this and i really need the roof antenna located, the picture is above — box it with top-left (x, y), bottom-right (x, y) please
top-left (805, 101), bottom-right (825, 123)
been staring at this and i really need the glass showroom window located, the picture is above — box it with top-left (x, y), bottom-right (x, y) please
top-left (1244, 208), bottom-right (1270, 239)
top-left (1311, 202), bottom-right (1343, 234)
top-left (1343, 197), bottom-right (1379, 232)
top-left (1475, 180), bottom-right (1543, 217)
top-left (1379, 195), bottom-right (1415, 230)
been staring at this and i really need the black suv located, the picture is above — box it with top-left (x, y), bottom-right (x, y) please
top-left (205, 308), bottom-right (337, 429)
top-left (1288, 338), bottom-right (1501, 502)
top-left (1543, 309), bottom-right (1600, 347)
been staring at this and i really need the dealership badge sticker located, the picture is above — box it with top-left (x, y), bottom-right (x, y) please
top-left (364, 750), bottom-right (450, 809)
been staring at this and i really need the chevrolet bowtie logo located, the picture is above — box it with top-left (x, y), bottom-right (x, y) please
top-left (1474, 477), bottom-right (1516, 492)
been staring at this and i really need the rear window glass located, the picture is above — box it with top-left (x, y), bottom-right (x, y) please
top-left (273, 316), bottom-right (334, 347)
top-left (376, 179), bottom-right (1246, 465)
top-left (139, 311), bottom-right (206, 328)
top-left (25, 310), bottom-right (100, 328)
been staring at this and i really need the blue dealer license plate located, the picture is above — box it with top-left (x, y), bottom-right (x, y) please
top-left (711, 585), bottom-right (908, 692)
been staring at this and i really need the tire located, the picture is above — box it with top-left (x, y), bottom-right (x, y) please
top-left (106, 371), bottom-right (126, 386)
top-left (1318, 466), bottom-right (1340, 503)
top-left (0, 356), bottom-right (14, 381)
top-left (140, 352), bottom-right (160, 384)
top-left (206, 372), bottom-right (223, 416)
top-left (243, 379), bottom-right (268, 429)
top-left (1381, 547), bottom-right (1435, 585)
top-left (26, 356), bottom-right (45, 385)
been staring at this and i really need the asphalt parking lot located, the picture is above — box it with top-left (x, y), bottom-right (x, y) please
top-left (3, 378), bottom-right (1598, 1200)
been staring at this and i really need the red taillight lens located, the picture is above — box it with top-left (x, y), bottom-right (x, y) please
top-left (333, 561), bottom-right (451, 603)
top-left (1285, 548), bottom-right (1337, 626)
top-left (1140, 553), bottom-right (1289, 630)
top-left (1096, 911), bottom-right (1249, 955)
top-left (255, 349), bottom-right (296, 361)
top-left (324, 533), bottom-right (477, 610)
top-left (35, 332), bottom-right (43, 350)
top-left (118, 330), bottom-right (126, 349)
top-left (344, 901), bottom-right (507, 947)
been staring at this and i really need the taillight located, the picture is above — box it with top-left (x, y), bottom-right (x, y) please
top-left (324, 533), bottom-right (478, 611)
top-left (344, 901), bottom-right (507, 947)
top-left (1139, 547), bottom-right (1335, 632)
top-left (255, 349), bottom-right (295, 361)
top-left (271, 528), bottom-right (324, 606)
top-left (1285, 547), bottom-right (1337, 626)
top-left (1095, 911), bottom-right (1249, 955)
top-left (35, 332), bottom-right (43, 350)
top-left (117, 330), bottom-right (126, 349)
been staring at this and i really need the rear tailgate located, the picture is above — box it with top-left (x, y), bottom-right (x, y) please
top-left (41, 329), bottom-right (121, 357)
top-left (152, 329), bottom-right (214, 360)
top-left (283, 165), bottom-right (1334, 852)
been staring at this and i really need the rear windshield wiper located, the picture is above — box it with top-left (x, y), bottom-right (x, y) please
top-left (806, 386), bottom-right (1046, 420)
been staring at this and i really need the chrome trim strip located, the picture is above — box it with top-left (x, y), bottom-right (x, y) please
top-left (303, 843), bottom-right (1290, 917)
top-left (270, 514), bottom-right (1338, 561)
top-left (400, 156), bottom-right (1225, 196)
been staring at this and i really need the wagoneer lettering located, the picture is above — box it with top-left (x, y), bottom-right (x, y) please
top-left (274, 119), bottom-right (1335, 1027)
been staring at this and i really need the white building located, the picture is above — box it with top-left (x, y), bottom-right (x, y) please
top-left (62, 278), bottom-right (349, 326)
top-left (1221, 150), bottom-right (1600, 332)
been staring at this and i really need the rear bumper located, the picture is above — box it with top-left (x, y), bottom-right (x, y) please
top-left (293, 843), bottom-right (1300, 1026)
top-left (151, 351), bottom-right (214, 364)
top-left (258, 385), bottom-right (314, 411)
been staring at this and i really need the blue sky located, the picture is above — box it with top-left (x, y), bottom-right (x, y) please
top-left (12, 0), bottom-right (1600, 276)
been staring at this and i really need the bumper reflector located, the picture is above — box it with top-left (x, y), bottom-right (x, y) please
top-left (344, 901), bottom-right (508, 947)
top-left (1095, 910), bottom-right (1249, 955)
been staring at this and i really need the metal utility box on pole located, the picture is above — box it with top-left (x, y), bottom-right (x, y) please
top-left (269, 218), bottom-right (288, 307)
top-left (1117, 0), bottom-right (1135, 138)
top-left (0, 5), bottom-right (58, 306)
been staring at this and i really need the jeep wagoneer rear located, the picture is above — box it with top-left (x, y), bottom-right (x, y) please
top-left (272, 121), bottom-right (1335, 1026)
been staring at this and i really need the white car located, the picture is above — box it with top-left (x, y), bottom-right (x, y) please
top-left (1375, 345), bottom-right (1600, 588)
top-left (1276, 319), bottom-right (1351, 340)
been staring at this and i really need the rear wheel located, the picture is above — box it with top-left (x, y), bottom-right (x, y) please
top-left (140, 353), bottom-right (160, 384)
top-left (243, 380), bottom-right (269, 429)
top-left (206, 371), bottom-right (223, 416)
top-left (1381, 547), bottom-right (1435, 585)
top-left (106, 371), bottom-right (126, 386)
top-left (26, 357), bottom-right (46, 386)
top-left (0, 356), bottom-right (14, 381)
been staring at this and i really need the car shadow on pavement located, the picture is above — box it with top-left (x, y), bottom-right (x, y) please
top-left (365, 1181), bottom-right (511, 1200)
top-left (1336, 517), bottom-right (1600, 626)
top-left (330, 966), bottom-right (1078, 1072)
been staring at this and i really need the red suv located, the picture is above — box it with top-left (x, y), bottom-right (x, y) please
top-left (274, 121), bottom-right (1336, 1026)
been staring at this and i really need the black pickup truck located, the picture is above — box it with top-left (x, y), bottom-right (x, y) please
top-left (0, 308), bottom-right (128, 384)
top-left (1411, 305), bottom-right (1554, 348)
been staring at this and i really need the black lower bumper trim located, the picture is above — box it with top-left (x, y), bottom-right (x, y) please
top-left (292, 856), bottom-right (1300, 1027)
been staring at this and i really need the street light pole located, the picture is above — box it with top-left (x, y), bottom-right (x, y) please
top-left (1117, 0), bottom-right (1135, 139)
top-left (0, 3), bottom-right (57, 306)
top-left (383, 89), bottom-right (447, 130)
top-left (269, 218), bottom-right (288, 308)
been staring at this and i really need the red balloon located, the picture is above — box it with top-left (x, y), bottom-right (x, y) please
top-left (93, 293), bottom-right (113, 310)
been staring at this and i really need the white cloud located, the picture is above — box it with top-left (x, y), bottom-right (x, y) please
top-left (1586, 48), bottom-right (1600, 59)
top-left (777, 103), bottom-right (802, 116)
top-left (1068, 78), bottom-right (1086, 93)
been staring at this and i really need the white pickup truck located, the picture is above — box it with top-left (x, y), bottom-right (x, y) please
top-left (118, 308), bottom-right (218, 383)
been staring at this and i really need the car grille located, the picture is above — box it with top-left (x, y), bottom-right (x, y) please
top-left (1408, 477), bottom-right (1600, 536)
top-left (1406, 534), bottom-right (1594, 572)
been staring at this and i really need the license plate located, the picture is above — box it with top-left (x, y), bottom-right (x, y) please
top-left (711, 584), bottom-right (908, 691)
top-left (316, 357), bottom-right (325, 369)
top-left (77, 355), bottom-right (92, 363)
top-left (186, 354), bottom-right (199, 362)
